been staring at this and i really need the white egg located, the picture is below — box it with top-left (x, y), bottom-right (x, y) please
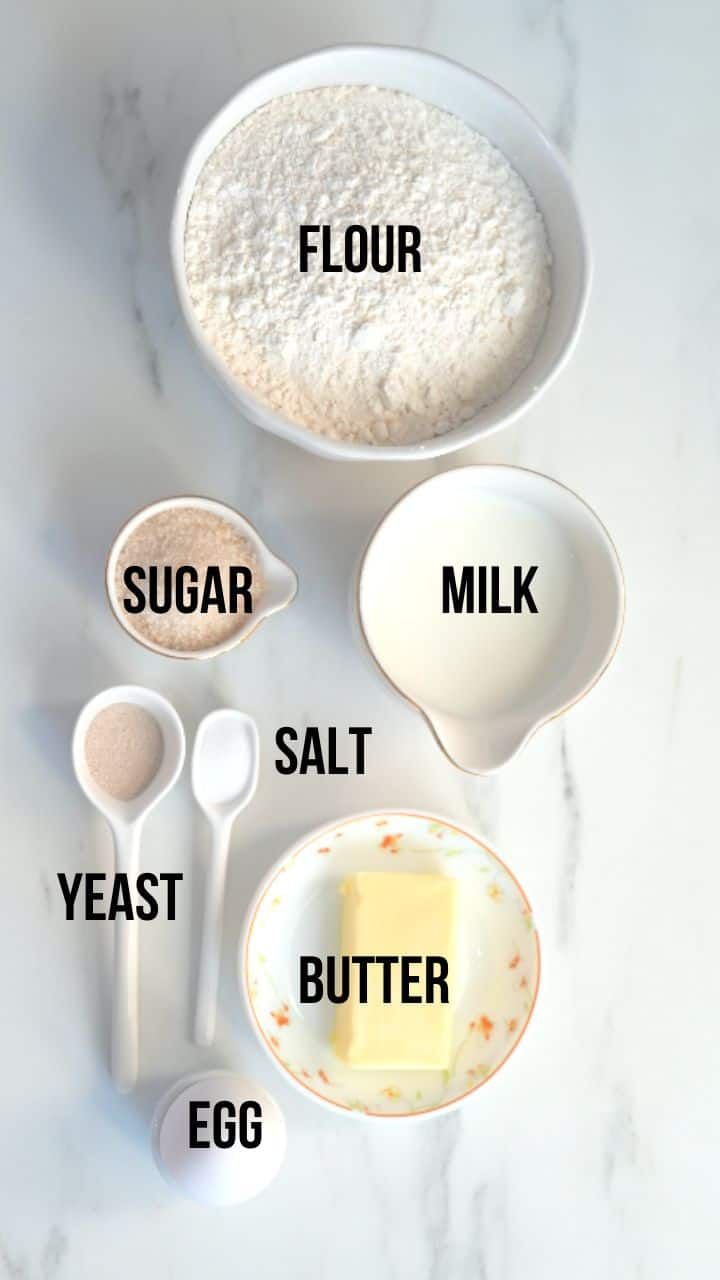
top-left (151, 1070), bottom-right (286, 1206)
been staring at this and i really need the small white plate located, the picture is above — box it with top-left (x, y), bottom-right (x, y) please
top-left (241, 811), bottom-right (540, 1120)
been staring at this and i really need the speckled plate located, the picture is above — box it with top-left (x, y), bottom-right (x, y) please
top-left (240, 811), bottom-right (540, 1119)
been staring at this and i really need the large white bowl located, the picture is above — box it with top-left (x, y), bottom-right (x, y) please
top-left (172, 45), bottom-right (590, 462)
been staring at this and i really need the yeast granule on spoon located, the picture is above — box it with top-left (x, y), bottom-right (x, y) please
top-left (85, 703), bottom-right (164, 802)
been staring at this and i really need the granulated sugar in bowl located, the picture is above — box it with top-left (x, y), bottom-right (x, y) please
top-left (172, 46), bottom-right (590, 461)
top-left (114, 506), bottom-right (261, 653)
top-left (106, 496), bottom-right (298, 660)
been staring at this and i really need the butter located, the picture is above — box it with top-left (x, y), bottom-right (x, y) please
top-left (333, 871), bottom-right (457, 1070)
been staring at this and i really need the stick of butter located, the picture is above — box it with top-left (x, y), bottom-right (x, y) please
top-left (333, 871), bottom-right (457, 1070)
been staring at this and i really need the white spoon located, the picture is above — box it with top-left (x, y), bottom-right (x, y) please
top-left (72, 685), bottom-right (185, 1093)
top-left (192, 710), bottom-right (259, 1046)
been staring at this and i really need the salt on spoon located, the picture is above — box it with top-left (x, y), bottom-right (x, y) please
top-left (72, 685), bottom-right (185, 1092)
top-left (192, 710), bottom-right (259, 1046)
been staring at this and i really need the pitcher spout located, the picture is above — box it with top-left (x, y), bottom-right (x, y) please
top-left (425, 710), bottom-right (534, 775)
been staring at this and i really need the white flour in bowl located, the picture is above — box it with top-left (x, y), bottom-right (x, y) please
top-left (184, 85), bottom-right (551, 446)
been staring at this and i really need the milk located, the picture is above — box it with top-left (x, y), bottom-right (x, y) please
top-left (361, 492), bottom-right (579, 720)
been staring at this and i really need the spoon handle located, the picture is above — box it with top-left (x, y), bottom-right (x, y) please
top-left (194, 819), bottom-right (231, 1046)
top-left (111, 823), bottom-right (141, 1092)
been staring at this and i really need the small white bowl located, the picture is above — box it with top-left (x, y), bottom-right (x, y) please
top-left (240, 811), bottom-right (540, 1120)
top-left (171, 45), bottom-right (590, 462)
top-left (106, 496), bottom-right (297, 660)
top-left (357, 466), bottom-right (625, 773)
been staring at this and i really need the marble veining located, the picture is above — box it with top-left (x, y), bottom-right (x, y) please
top-left (423, 1110), bottom-right (462, 1280)
top-left (557, 723), bottom-right (581, 946)
top-left (603, 1083), bottom-right (639, 1193)
top-left (97, 84), bottom-right (163, 394)
top-left (547, 0), bottom-right (579, 155)
top-left (0, 1225), bottom-right (68, 1280)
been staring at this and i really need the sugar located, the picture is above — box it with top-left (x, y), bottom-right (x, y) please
top-left (113, 507), bottom-right (262, 653)
top-left (85, 703), bottom-right (164, 802)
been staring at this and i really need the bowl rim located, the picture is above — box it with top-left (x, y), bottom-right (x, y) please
top-left (356, 463), bottom-right (626, 773)
top-left (171, 42), bottom-right (592, 462)
top-left (239, 807), bottom-right (541, 1120)
top-left (104, 493), bottom-right (298, 660)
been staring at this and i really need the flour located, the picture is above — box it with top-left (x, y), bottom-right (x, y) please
top-left (184, 86), bottom-right (552, 446)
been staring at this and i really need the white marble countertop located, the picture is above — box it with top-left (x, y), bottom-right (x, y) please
top-left (3, 1), bottom-right (719, 1276)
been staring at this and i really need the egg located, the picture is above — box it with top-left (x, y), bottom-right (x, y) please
top-left (151, 1071), bottom-right (286, 1206)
